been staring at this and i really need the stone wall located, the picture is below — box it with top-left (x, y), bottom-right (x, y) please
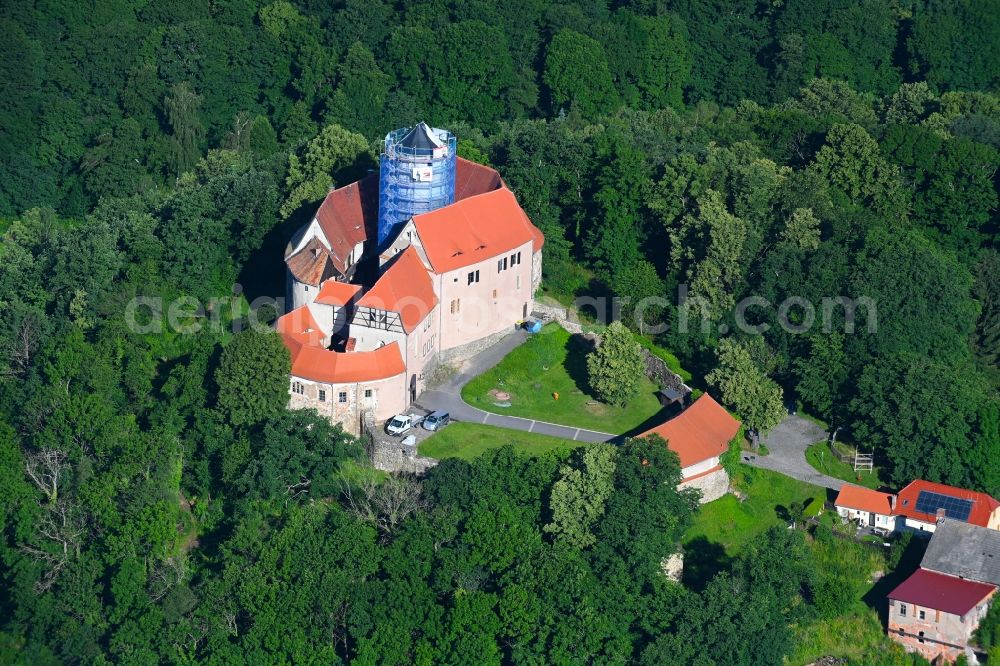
top-left (370, 438), bottom-right (439, 475)
top-left (642, 349), bottom-right (688, 395)
top-left (439, 323), bottom-right (519, 365)
top-left (680, 467), bottom-right (730, 504)
top-left (288, 377), bottom-right (362, 435)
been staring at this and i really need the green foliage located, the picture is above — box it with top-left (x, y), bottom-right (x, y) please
top-left (2, 1), bottom-right (1000, 661)
top-left (543, 30), bottom-right (619, 120)
top-left (214, 329), bottom-right (290, 428)
top-left (586, 321), bottom-right (646, 407)
top-left (706, 338), bottom-right (786, 436)
top-left (281, 123), bottom-right (372, 217)
top-left (544, 443), bottom-right (617, 548)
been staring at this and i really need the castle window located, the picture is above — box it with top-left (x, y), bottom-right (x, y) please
top-left (516, 275), bottom-right (521, 290)
top-left (364, 389), bottom-right (373, 398)
top-left (467, 270), bottom-right (480, 285)
top-left (492, 289), bottom-right (498, 299)
top-left (318, 390), bottom-right (326, 402)
top-left (338, 391), bottom-right (348, 403)
top-left (292, 382), bottom-right (305, 395)
top-left (899, 604), bottom-right (907, 617)
top-left (918, 610), bottom-right (925, 620)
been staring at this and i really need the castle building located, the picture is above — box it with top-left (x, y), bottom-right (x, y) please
top-left (278, 124), bottom-right (543, 434)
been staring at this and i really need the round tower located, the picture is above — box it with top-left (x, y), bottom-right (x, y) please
top-left (377, 123), bottom-right (457, 247)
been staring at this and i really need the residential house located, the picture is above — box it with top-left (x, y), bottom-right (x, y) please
top-left (834, 484), bottom-right (896, 530)
top-left (886, 519), bottom-right (1000, 661)
top-left (894, 480), bottom-right (1000, 535)
top-left (887, 568), bottom-right (996, 662)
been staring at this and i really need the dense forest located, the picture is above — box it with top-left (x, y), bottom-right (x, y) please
top-left (1, 0), bottom-right (998, 663)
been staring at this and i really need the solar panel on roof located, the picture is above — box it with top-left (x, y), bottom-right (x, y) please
top-left (914, 490), bottom-right (973, 521)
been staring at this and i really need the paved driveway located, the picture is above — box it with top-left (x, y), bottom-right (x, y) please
top-left (746, 415), bottom-right (843, 490)
top-left (416, 329), bottom-right (617, 444)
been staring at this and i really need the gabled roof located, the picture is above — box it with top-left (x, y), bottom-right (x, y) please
top-left (356, 246), bottom-right (437, 333)
top-left (895, 479), bottom-right (1000, 527)
top-left (311, 174), bottom-right (378, 273)
top-left (283, 336), bottom-right (405, 384)
top-left (454, 158), bottom-right (503, 200)
top-left (315, 280), bottom-right (362, 307)
top-left (835, 485), bottom-right (895, 516)
top-left (285, 237), bottom-right (338, 287)
top-left (639, 394), bottom-right (741, 470)
top-left (275, 305), bottom-right (327, 347)
top-left (921, 519), bottom-right (1000, 586)
top-left (888, 568), bottom-right (996, 616)
top-left (412, 188), bottom-right (544, 274)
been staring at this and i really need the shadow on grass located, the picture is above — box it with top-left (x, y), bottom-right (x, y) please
top-left (562, 332), bottom-right (594, 396)
top-left (861, 534), bottom-right (928, 630)
top-left (682, 536), bottom-right (732, 591)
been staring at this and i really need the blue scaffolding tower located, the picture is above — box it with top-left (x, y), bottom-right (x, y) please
top-left (377, 123), bottom-right (457, 247)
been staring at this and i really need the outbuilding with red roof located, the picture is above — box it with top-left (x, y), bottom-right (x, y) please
top-left (638, 394), bottom-right (741, 503)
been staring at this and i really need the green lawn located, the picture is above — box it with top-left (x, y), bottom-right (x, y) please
top-left (461, 324), bottom-right (663, 433)
top-left (683, 467), bottom-right (827, 555)
top-left (805, 441), bottom-right (886, 490)
top-left (418, 422), bottom-right (583, 461)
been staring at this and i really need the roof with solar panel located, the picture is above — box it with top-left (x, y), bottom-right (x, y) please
top-left (894, 479), bottom-right (1000, 528)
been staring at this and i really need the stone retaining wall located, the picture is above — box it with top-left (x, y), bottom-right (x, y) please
top-left (532, 303), bottom-right (688, 395)
top-left (439, 324), bottom-right (519, 366)
top-left (370, 438), bottom-right (439, 475)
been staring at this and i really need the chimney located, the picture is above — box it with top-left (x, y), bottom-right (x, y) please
top-left (936, 507), bottom-right (946, 523)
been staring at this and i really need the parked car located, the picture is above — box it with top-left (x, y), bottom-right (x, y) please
top-left (386, 414), bottom-right (416, 436)
top-left (422, 411), bottom-right (450, 431)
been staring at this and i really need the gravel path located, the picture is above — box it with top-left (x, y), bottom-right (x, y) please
top-left (747, 415), bottom-right (843, 490)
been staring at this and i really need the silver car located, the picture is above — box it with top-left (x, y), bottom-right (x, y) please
top-left (422, 411), bottom-right (450, 431)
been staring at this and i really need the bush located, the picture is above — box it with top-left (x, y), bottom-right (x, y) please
top-left (811, 574), bottom-right (856, 619)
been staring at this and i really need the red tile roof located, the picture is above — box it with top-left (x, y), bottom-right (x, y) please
top-left (283, 336), bottom-right (405, 384)
top-left (275, 305), bottom-right (327, 346)
top-left (639, 394), bottom-right (741, 470)
top-left (894, 480), bottom-right (1000, 527)
top-left (454, 157), bottom-right (503, 200)
top-left (889, 568), bottom-right (996, 616)
top-left (412, 188), bottom-right (544, 274)
top-left (315, 280), bottom-right (362, 307)
top-left (356, 246), bottom-right (437, 333)
top-left (285, 237), bottom-right (338, 286)
top-left (835, 485), bottom-right (895, 515)
top-left (312, 174), bottom-right (378, 274)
